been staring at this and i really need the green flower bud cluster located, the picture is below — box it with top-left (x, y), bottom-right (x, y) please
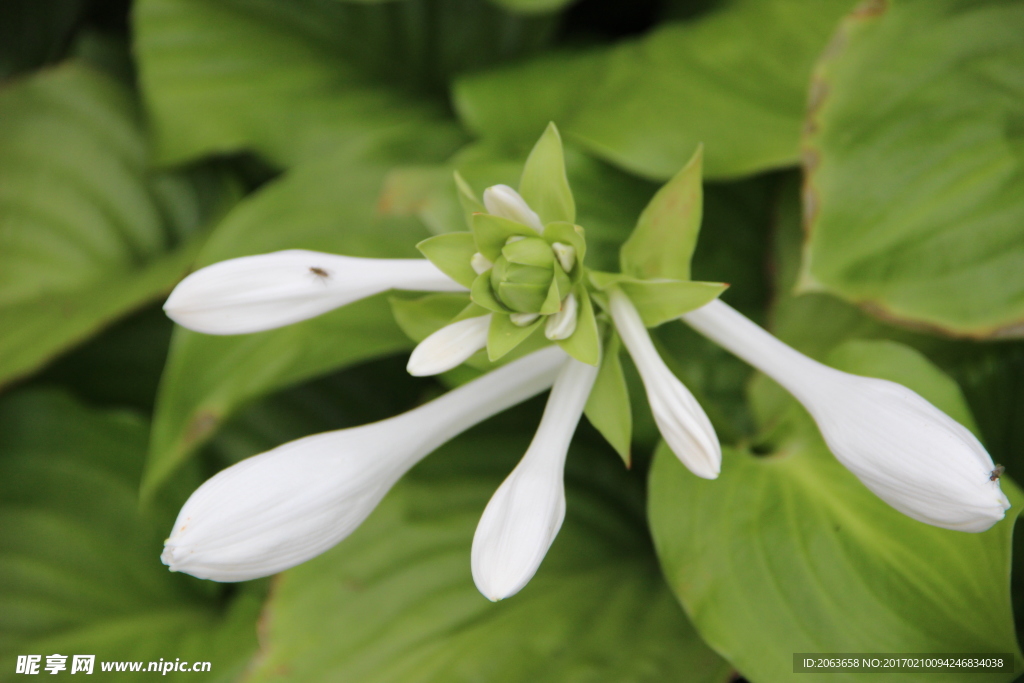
top-left (401, 123), bottom-right (727, 465)
top-left (411, 123), bottom-right (725, 380)
top-left (490, 236), bottom-right (571, 315)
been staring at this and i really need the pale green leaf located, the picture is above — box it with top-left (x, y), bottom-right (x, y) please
top-left (801, 0), bottom-right (1024, 337)
top-left (454, 0), bottom-right (855, 179)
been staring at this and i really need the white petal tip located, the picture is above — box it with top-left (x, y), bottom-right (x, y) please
top-left (483, 185), bottom-right (544, 232)
top-left (406, 315), bottom-right (490, 377)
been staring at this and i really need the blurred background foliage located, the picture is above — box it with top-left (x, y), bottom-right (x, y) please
top-left (1, 0), bottom-right (1023, 681)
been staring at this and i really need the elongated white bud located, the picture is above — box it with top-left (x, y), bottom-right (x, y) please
top-left (407, 315), bottom-right (491, 376)
top-left (164, 250), bottom-right (464, 335)
top-left (610, 289), bottom-right (720, 479)
top-left (544, 293), bottom-right (578, 341)
top-left (472, 357), bottom-right (598, 601)
top-left (483, 184), bottom-right (544, 232)
top-left (682, 299), bottom-right (1010, 532)
top-left (161, 346), bottom-right (568, 582)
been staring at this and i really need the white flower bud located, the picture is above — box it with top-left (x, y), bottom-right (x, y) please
top-left (682, 299), bottom-right (1010, 532)
top-left (470, 252), bottom-right (493, 275)
top-left (472, 357), bottom-right (598, 601)
top-left (610, 289), bottom-right (720, 479)
top-left (406, 315), bottom-right (491, 377)
top-left (161, 346), bottom-right (568, 582)
top-left (544, 293), bottom-right (578, 341)
top-left (551, 242), bottom-right (576, 273)
top-left (483, 184), bottom-right (544, 232)
top-left (164, 250), bottom-right (464, 335)
top-left (510, 312), bottom-right (540, 327)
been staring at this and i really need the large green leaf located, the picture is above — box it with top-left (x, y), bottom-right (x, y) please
top-left (243, 430), bottom-right (733, 682)
top-left (134, 0), bottom-right (567, 168)
top-left (144, 153), bottom-right (429, 498)
top-left (0, 63), bottom-right (234, 389)
top-left (455, 0), bottom-right (855, 179)
top-left (649, 339), bottom-right (1023, 682)
top-left (800, 0), bottom-right (1024, 338)
top-left (133, 0), bottom-right (464, 167)
top-left (0, 390), bottom-right (262, 682)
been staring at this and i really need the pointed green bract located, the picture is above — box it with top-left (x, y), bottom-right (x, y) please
top-left (416, 232), bottom-right (479, 288)
top-left (584, 331), bottom-right (631, 465)
top-left (472, 212), bottom-right (537, 261)
top-left (620, 279), bottom-right (726, 327)
top-left (620, 146), bottom-right (703, 282)
top-left (389, 293), bottom-right (472, 343)
top-left (503, 236), bottom-right (556, 267)
top-left (540, 276), bottom-right (563, 315)
top-left (556, 286), bottom-right (600, 366)
top-left (487, 312), bottom-right (544, 361)
top-left (518, 122), bottom-right (576, 225)
top-left (497, 281), bottom-right (551, 313)
top-left (470, 271), bottom-right (509, 313)
top-left (588, 273), bottom-right (727, 327)
top-left (453, 170), bottom-right (486, 230)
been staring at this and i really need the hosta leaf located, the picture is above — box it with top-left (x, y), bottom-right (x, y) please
top-left (134, 0), bottom-right (464, 167)
top-left (0, 390), bottom-right (262, 682)
top-left (650, 338), bottom-right (1024, 682)
top-left (0, 63), bottom-right (234, 389)
top-left (454, 0), bottom-right (855, 179)
top-left (801, 0), bottom-right (1024, 337)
